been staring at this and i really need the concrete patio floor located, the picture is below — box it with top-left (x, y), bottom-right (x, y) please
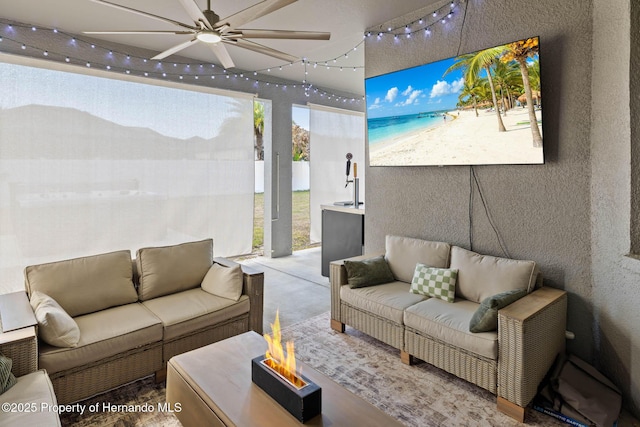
top-left (239, 247), bottom-right (330, 330)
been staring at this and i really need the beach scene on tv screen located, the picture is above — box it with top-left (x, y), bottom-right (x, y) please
top-left (366, 37), bottom-right (543, 166)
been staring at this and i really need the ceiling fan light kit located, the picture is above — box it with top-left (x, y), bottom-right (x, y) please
top-left (196, 32), bottom-right (222, 44)
top-left (84, 0), bottom-right (330, 69)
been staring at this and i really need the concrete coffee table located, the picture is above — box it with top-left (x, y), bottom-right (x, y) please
top-left (166, 331), bottom-right (404, 426)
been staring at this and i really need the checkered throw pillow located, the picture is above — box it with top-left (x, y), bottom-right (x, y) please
top-left (410, 264), bottom-right (458, 303)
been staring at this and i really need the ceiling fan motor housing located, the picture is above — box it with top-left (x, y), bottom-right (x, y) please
top-left (203, 10), bottom-right (220, 27)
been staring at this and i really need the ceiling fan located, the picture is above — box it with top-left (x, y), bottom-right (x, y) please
top-left (84, 0), bottom-right (330, 69)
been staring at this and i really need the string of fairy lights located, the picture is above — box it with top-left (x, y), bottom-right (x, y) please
top-left (0, 0), bottom-right (461, 104)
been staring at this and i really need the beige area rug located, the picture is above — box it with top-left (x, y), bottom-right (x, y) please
top-left (61, 312), bottom-right (567, 426)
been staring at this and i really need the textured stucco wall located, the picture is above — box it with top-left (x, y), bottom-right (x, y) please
top-left (365, 0), bottom-right (640, 416)
top-left (630, 0), bottom-right (640, 255)
top-left (591, 0), bottom-right (640, 416)
top-left (365, 0), bottom-right (594, 357)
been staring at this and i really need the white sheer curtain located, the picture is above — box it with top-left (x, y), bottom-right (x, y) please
top-left (0, 56), bottom-right (255, 294)
top-left (308, 104), bottom-right (365, 243)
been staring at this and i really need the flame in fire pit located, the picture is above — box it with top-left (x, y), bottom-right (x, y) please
top-left (263, 311), bottom-right (305, 388)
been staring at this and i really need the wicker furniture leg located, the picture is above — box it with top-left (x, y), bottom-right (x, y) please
top-left (155, 368), bottom-right (167, 383)
top-left (331, 319), bottom-right (345, 332)
top-left (497, 397), bottom-right (525, 423)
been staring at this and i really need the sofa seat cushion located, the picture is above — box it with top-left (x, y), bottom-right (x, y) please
top-left (0, 370), bottom-right (60, 426)
top-left (404, 298), bottom-right (498, 360)
top-left (39, 303), bottom-right (163, 375)
top-left (141, 288), bottom-right (250, 341)
top-left (340, 281), bottom-right (426, 324)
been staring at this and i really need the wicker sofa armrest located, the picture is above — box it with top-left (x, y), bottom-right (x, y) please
top-left (497, 286), bottom-right (567, 408)
top-left (214, 257), bottom-right (264, 335)
top-left (329, 253), bottom-right (385, 324)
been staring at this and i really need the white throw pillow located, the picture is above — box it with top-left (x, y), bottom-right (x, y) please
top-left (29, 291), bottom-right (80, 348)
top-left (201, 263), bottom-right (243, 301)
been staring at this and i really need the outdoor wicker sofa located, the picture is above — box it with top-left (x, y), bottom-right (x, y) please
top-left (23, 238), bottom-right (264, 404)
top-left (0, 325), bottom-right (60, 426)
top-left (330, 235), bottom-right (567, 422)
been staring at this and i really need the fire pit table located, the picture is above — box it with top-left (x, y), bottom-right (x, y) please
top-left (166, 331), bottom-right (404, 426)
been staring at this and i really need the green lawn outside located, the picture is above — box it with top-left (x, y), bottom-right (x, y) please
top-left (253, 190), bottom-right (317, 255)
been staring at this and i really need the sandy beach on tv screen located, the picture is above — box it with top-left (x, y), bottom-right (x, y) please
top-left (369, 107), bottom-right (543, 166)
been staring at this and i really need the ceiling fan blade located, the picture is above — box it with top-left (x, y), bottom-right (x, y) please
top-left (89, 0), bottom-right (196, 30)
top-left (208, 42), bottom-right (235, 69)
top-left (238, 29), bottom-right (330, 40)
top-left (217, 0), bottom-right (297, 30)
top-left (232, 38), bottom-right (298, 63)
top-left (151, 38), bottom-right (199, 60)
top-left (177, 0), bottom-right (213, 30)
top-left (84, 30), bottom-right (194, 35)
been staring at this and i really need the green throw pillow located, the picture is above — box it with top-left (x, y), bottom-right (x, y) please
top-left (343, 256), bottom-right (395, 288)
top-left (410, 264), bottom-right (458, 303)
top-left (0, 353), bottom-right (17, 395)
top-left (469, 289), bottom-right (528, 333)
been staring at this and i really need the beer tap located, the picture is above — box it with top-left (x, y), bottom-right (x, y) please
top-left (345, 153), bottom-right (353, 188)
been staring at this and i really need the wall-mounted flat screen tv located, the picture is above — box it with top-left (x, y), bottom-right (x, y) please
top-left (366, 36), bottom-right (543, 166)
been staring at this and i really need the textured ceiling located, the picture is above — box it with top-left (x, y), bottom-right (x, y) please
top-left (0, 0), bottom-right (437, 95)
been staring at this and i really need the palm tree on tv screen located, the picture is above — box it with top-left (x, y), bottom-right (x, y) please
top-left (501, 38), bottom-right (542, 147)
top-left (458, 77), bottom-right (483, 117)
top-left (492, 60), bottom-right (521, 116)
top-left (445, 46), bottom-right (507, 132)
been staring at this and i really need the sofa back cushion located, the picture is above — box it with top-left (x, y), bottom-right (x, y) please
top-left (24, 250), bottom-right (138, 317)
top-left (384, 235), bottom-right (450, 283)
top-left (450, 246), bottom-right (538, 303)
top-left (136, 239), bottom-right (213, 301)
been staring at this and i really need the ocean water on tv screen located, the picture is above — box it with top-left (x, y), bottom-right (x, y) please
top-left (367, 110), bottom-right (448, 145)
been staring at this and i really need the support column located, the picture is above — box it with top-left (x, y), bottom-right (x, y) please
top-left (264, 99), bottom-right (293, 258)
